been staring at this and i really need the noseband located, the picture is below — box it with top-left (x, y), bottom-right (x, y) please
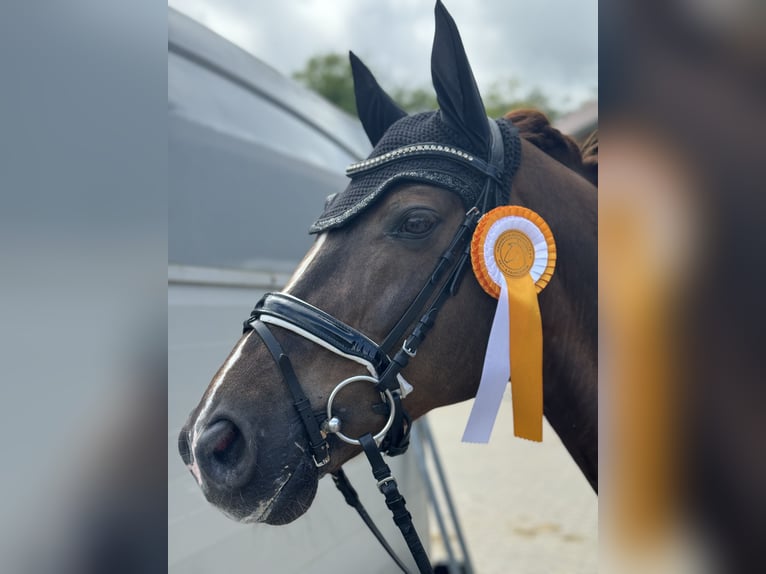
top-left (243, 120), bottom-right (519, 573)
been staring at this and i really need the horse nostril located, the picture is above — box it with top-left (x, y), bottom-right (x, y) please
top-left (210, 420), bottom-right (244, 467)
top-left (195, 418), bottom-right (254, 488)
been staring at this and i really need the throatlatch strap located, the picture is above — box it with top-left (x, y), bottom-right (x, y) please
top-left (252, 321), bottom-right (330, 467)
top-left (359, 433), bottom-right (433, 574)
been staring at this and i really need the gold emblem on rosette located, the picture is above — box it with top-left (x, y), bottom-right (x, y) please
top-left (494, 230), bottom-right (535, 278)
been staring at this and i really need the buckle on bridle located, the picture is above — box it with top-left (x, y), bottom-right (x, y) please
top-left (376, 476), bottom-right (397, 491)
top-left (313, 452), bottom-right (330, 467)
top-left (402, 340), bottom-right (417, 357)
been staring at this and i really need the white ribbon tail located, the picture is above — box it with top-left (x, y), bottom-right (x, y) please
top-left (461, 277), bottom-right (511, 443)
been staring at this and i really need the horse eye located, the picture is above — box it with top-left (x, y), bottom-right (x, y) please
top-left (398, 212), bottom-right (437, 238)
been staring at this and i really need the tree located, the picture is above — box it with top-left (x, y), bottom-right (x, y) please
top-left (293, 52), bottom-right (560, 120)
top-left (292, 53), bottom-right (358, 115)
top-left (483, 79), bottom-right (559, 120)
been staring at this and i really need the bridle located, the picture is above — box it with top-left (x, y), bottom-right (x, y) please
top-left (243, 119), bottom-right (520, 573)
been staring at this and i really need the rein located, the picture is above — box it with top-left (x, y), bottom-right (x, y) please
top-left (243, 119), bottom-right (519, 573)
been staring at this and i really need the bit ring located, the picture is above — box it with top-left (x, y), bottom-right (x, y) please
top-left (325, 375), bottom-right (395, 445)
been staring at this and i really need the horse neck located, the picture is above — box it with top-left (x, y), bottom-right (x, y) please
top-left (515, 141), bottom-right (598, 491)
top-left (541, 281), bottom-right (598, 492)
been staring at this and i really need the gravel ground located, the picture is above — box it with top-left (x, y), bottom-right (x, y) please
top-left (424, 390), bottom-right (598, 574)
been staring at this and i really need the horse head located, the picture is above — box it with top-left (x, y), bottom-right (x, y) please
top-left (179, 0), bottom-right (597, 526)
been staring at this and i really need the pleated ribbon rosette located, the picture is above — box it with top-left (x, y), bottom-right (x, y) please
top-left (462, 206), bottom-right (556, 443)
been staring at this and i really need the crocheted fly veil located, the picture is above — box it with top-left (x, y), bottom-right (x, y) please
top-left (310, 0), bottom-right (521, 234)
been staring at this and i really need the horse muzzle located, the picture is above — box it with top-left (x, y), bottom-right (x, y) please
top-left (179, 413), bottom-right (319, 524)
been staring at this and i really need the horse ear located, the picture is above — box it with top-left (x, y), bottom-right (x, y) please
top-left (431, 0), bottom-right (490, 153)
top-left (350, 51), bottom-right (407, 146)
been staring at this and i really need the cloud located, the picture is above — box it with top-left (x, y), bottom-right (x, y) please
top-left (169, 0), bottom-right (597, 110)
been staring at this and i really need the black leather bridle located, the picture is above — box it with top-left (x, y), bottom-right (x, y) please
top-left (242, 120), bottom-right (519, 574)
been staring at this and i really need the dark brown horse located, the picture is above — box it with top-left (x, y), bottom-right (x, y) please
top-left (178, 1), bottom-right (596, 530)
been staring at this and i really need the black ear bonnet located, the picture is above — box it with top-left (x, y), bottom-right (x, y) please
top-left (309, 0), bottom-right (521, 234)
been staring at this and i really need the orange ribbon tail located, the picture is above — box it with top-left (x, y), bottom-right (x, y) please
top-left (506, 272), bottom-right (544, 441)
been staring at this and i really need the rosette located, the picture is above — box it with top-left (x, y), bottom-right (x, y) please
top-left (462, 206), bottom-right (556, 443)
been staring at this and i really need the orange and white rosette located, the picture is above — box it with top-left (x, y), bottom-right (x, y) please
top-left (462, 206), bottom-right (556, 443)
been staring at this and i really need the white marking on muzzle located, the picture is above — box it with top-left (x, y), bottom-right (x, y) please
top-left (189, 330), bottom-right (253, 485)
top-left (241, 473), bottom-right (291, 523)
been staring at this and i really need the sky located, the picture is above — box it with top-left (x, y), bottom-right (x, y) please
top-left (168, 0), bottom-right (597, 113)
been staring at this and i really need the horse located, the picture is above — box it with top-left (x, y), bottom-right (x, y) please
top-left (178, 0), bottom-right (596, 546)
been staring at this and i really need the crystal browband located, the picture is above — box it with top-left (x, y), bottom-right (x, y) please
top-left (346, 142), bottom-right (503, 183)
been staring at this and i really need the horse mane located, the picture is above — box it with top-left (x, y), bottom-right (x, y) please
top-left (504, 109), bottom-right (598, 187)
